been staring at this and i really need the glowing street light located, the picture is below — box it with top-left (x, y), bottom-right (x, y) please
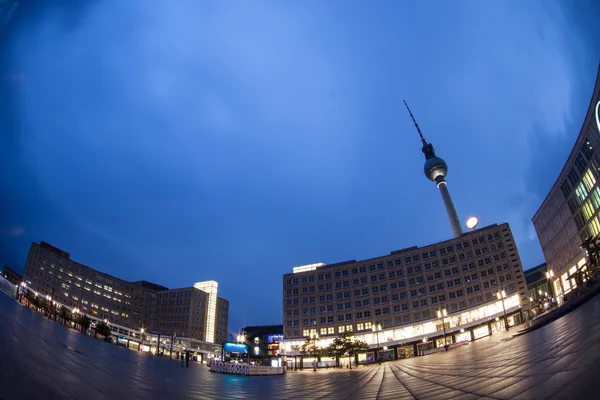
top-left (237, 333), bottom-right (250, 364)
top-left (466, 216), bottom-right (479, 230)
top-left (437, 308), bottom-right (448, 350)
top-left (372, 324), bottom-right (382, 364)
top-left (496, 290), bottom-right (509, 331)
top-left (310, 332), bottom-right (319, 371)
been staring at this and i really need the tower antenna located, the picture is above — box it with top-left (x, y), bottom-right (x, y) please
top-left (403, 100), bottom-right (427, 145)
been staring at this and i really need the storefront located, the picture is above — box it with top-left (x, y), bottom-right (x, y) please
top-left (454, 330), bottom-right (471, 343)
top-left (473, 325), bottom-right (489, 340)
top-left (435, 335), bottom-right (453, 348)
top-left (396, 344), bottom-right (415, 359)
top-left (378, 348), bottom-right (395, 361)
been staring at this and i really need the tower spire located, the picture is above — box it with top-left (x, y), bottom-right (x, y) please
top-left (403, 99), bottom-right (464, 238)
top-left (403, 100), bottom-right (427, 146)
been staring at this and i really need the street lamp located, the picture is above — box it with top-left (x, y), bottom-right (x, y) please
top-left (237, 334), bottom-right (249, 363)
top-left (437, 308), bottom-right (448, 350)
top-left (496, 290), bottom-right (509, 332)
top-left (310, 333), bottom-right (319, 371)
top-left (372, 323), bottom-right (382, 364)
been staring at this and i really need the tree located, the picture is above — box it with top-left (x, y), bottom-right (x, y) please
top-left (300, 336), bottom-right (323, 358)
top-left (325, 333), bottom-right (350, 367)
top-left (96, 322), bottom-right (111, 338)
top-left (77, 315), bottom-right (91, 334)
top-left (347, 337), bottom-right (369, 369)
top-left (59, 308), bottom-right (72, 325)
top-left (38, 299), bottom-right (50, 315)
top-left (325, 331), bottom-right (368, 369)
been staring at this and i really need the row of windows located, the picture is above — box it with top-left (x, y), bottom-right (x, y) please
top-left (288, 259), bottom-right (510, 294)
top-left (286, 262), bottom-right (511, 299)
top-left (285, 272), bottom-right (514, 312)
top-left (285, 233), bottom-right (506, 286)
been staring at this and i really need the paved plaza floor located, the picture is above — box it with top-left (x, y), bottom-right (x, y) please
top-left (1, 293), bottom-right (600, 399)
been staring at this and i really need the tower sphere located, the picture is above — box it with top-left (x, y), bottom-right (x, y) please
top-left (424, 156), bottom-right (448, 182)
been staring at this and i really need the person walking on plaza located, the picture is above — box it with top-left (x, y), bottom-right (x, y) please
top-left (185, 352), bottom-right (189, 367)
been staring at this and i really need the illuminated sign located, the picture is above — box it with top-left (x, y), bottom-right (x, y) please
top-left (223, 342), bottom-right (248, 354)
top-left (596, 100), bottom-right (600, 134)
top-left (268, 334), bottom-right (284, 343)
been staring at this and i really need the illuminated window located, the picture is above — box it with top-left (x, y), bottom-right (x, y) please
top-left (356, 323), bottom-right (364, 331)
top-left (320, 328), bottom-right (327, 335)
top-left (592, 187), bottom-right (600, 210)
top-left (338, 326), bottom-right (345, 333)
top-left (364, 321), bottom-right (372, 330)
top-left (327, 327), bottom-right (334, 334)
top-left (590, 217), bottom-right (600, 236)
top-left (302, 329), bottom-right (309, 336)
top-left (583, 169), bottom-right (596, 191)
top-left (575, 183), bottom-right (588, 205)
top-left (582, 200), bottom-right (595, 221)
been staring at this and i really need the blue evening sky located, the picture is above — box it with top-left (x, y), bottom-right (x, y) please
top-left (1, 0), bottom-right (599, 333)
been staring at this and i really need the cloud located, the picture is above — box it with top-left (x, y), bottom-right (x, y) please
top-left (0, 226), bottom-right (25, 237)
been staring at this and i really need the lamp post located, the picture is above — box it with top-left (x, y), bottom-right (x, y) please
top-left (437, 308), bottom-right (448, 350)
top-left (310, 333), bottom-right (319, 371)
top-left (496, 290), bottom-right (509, 331)
top-left (372, 323), bottom-right (382, 364)
top-left (140, 328), bottom-right (145, 352)
top-left (171, 333), bottom-right (176, 359)
top-left (72, 308), bottom-right (79, 329)
top-left (546, 269), bottom-right (557, 300)
top-left (237, 333), bottom-right (249, 363)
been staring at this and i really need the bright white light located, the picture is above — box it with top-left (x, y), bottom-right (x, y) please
top-left (466, 216), bottom-right (479, 230)
top-left (595, 101), bottom-right (600, 134)
top-left (293, 263), bottom-right (326, 273)
top-left (194, 281), bottom-right (218, 343)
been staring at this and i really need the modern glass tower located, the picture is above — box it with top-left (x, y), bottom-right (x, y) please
top-left (403, 100), bottom-right (463, 238)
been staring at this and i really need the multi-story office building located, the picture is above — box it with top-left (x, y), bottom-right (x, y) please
top-left (282, 106), bottom-right (530, 365)
top-left (282, 223), bottom-right (529, 362)
top-left (23, 241), bottom-right (166, 329)
top-left (154, 283), bottom-right (229, 344)
top-left (532, 65), bottom-right (600, 302)
top-left (22, 241), bottom-right (228, 346)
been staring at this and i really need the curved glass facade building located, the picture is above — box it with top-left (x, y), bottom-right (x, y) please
top-left (532, 65), bottom-right (600, 303)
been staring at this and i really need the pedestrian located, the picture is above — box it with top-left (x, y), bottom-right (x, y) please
top-left (181, 353), bottom-right (184, 367)
top-left (185, 352), bottom-right (189, 367)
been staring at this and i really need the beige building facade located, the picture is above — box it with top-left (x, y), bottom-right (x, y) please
top-left (22, 241), bottom-right (229, 345)
top-left (154, 284), bottom-right (229, 344)
top-left (282, 223), bottom-right (529, 360)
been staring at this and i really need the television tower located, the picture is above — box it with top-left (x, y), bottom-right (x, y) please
top-left (403, 100), bottom-right (463, 238)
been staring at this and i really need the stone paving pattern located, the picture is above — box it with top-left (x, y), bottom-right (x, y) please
top-left (1, 293), bottom-right (600, 399)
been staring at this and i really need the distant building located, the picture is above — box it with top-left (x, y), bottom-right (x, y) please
top-left (242, 325), bottom-right (284, 359)
top-left (154, 282), bottom-right (229, 344)
top-left (532, 64), bottom-right (600, 303)
top-left (22, 241), bottom-right (228, 346)
top-left (525, 263), bottom-right (552, 299)
top-left (23, 241), bottom-right (165, 329)
top-left (524, 263), bottom-right (556, 318)
top-left (2, 265), bottom-right (22, 286)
